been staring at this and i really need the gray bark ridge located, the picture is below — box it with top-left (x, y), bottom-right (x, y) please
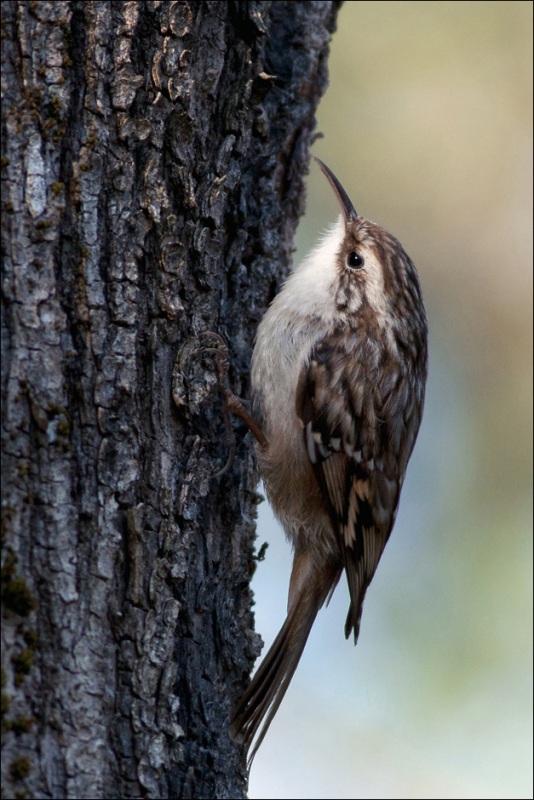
top-left (1, 2), bottom-right (341, 798)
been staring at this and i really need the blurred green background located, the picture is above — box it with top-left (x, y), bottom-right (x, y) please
top-left (249, 2), bottom-right (533, 799)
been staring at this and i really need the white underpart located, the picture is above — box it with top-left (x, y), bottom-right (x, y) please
top-left (275, 217), bottom-right (345, 322)
top-left (251, 218), bottom-right (345, 440)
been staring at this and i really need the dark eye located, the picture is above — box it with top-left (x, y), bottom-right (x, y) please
top-left (347, 251), bottom-right (364, 269)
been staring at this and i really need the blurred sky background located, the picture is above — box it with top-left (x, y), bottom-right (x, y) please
top-left (248, 3), bottom-right (533, 799)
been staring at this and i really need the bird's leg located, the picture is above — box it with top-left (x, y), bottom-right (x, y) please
top-left (199, 333), bottom-right (268, 477)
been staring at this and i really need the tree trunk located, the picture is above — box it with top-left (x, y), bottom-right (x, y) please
top-left (1, 1), bottom-right (341, 797)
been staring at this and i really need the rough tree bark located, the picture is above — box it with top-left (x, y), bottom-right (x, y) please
top-left (1, 2), bottom-right (341, 797)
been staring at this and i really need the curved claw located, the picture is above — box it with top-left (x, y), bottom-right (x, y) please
top-left (197, 330), bottom-right (230, 357)
top-left (198, 333), bottom-right (237, 477)
top-left (198, 331), bottom-right (268, 460)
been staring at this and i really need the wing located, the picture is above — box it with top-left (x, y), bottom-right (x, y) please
top-left (296, 333), bottom-right (417, 642)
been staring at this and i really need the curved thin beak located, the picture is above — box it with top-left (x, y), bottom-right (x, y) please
top-left (314, 157), bottom-right (358, 225)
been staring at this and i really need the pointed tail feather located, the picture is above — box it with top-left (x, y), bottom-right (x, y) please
top-left (231, 564), bottom-right (338, 764)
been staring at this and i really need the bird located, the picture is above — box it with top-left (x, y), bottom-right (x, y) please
top-left (231, 158), bottom-right (428, 764)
